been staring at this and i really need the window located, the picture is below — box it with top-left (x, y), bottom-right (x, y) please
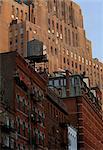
top-left (54, 0), bottom-right (56, 3)
top-left (79, 56), bottom-right (81, 62)
top-left (72, 31), bottom-right (75, 46)
top-left (72, 61), bottom-right (74, 67)
top-left (55, 0), bottom-right (58, 17)
top-left (82, 57), bottom-right (84, 63)
top-left (42, 113), bottom-right (45, 126)
top-left (64, 57), bottom-right (66, 63)
top-left (86, 59), bottom-right (88, 65)
top-left (61, 79), bottom-right (63, 86)
top-left (48, 18), bottom-right (50, 25)
top-left (34, 17), bottom-right (35, 24)
top-left (5, 116), bottom-right (9, 127)
top-left (17, 117), bottom-right (20, 134)
top-left (10, 41), bottom-right (12, 45)
top-left (15, 39), bottom-right (18, 43)
top-left (56, 22), bottom-right (58, 31)
top-left (74, 54), bottom-right (77, 60)
top-left (49, 80), bottom-right (53, 86)
top-left (16, 94), bottom-right (20, 109)
top-left (61, 1), bottom-right (64, 16)
top-left (42, 133), bottom-right (45, 145)
top-left (48, 18), bottom-right (50, 30)
top-left (75, 63), bottom-right (77, 69)
top-left (51, 105), bottom-right (52, 116)
top-left (23, 145), bottom-right (25, 150)
top-left (48, 0), bottom-right (52, 13)
top-left (21, 10), bottom-right (23, 21)
top-left (48, 103), bottom-right (50, 113)
top-left (93, 64), bottom-right (95, 68)
top-left (65, 28), bottom-right (67, 43)
top-left (54, 80), bottom-right (59, 86)
top-left (21, 39), bottom-right (24, 46)
top-left (89, 61), bottom-right (91, 66)
top-left (67, 59), bottom-right (69, 65)
top-left (0, 5), bottom-right (1, 14)
top-left (22, 122), bottom-right (26, 136)
top-left (12, 5), bottom-right (15, 16)
top-left (20, 29), bottom-right (24, 36)
top-left (68, 29), bottom-right (71, 45)
top-left (55, 48), bottom-right (57, 55)
top-left (28, 125), bottom-right (31, 138)
top-left (64, 79), bottom-right (66, 86)
top-left (71, 52), bottom-right (73, 58)
top-left (79, 64), bottom-right (81, 70)
top-left (22, 99), bottom-right (25, 113)
top-left (18, 144), bottom-right (20, 150)
top-left (16, 8), bottom-right (19, 18)
top-left (96, 64), bottom-right (98, 69)
top-left (21, 34), bottom-right (24, 38)
top-left (38, 131), bottom-right (41, 144)
top-left (51, 46), bottom-right (53, 54)
top-left (76, 33), bottom-right (78, 46)
top-left (38, 111), bottom-right (41, 123)
top-left (60, 24), bottom-right (62, 33)
top-left (52, 20), bottom-right (54, 32)
top-left (25, 12), bottom-right (28, 20)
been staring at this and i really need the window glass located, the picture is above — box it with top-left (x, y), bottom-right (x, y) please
top-left (54, 80), bottom-right (59, 86)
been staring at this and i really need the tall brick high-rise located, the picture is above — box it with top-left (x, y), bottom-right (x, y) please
top-left (0, 0), bottom-right (103, 105)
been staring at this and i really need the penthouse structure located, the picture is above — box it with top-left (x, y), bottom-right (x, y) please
top-left (48, 71), bottom-right (103, 149)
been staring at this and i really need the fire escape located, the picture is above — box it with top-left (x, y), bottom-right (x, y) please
top-left (0, 115), bottom-right (16, 150)
top-left (28, 90), bottom-right (45, 149)
top-left (14, 69), bottom-right (45, 149)
top-left (0, 72), bottom-right (16, 150)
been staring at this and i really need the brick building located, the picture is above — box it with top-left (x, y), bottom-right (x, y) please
top-left (15, 52), bottom-right (46, 150)
top-left (48, 71), bottom-right (103, 149)
top-left (0, 51), bottom-right (46, 149)
top-left (0, 1), bottom-right (103, 148)
top-left (44, 88), bottom-right (68, 150)
top-left (64, 95), bottom-right (103, 150)
top-left (0, 51), bottom-right (68, 150)
top-left (0, 0), bottom-right (103, 92)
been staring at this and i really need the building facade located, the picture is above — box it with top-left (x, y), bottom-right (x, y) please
top-left (48, 71), bottom-right (103, 149)
top-left (0, 0), bottom-right (103, 94)
top-left (15, 53), bottom-right (46, 150)
top-left (44, 88), bottom-right (68, 150)
top-left (0, 51), bottom-right (46, 149)
top-left (64, 95), bottom-right (103, 150)
top-left (0, 51), bottom-right (69, 150)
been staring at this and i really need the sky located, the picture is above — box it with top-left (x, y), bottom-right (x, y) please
top-left (74, 0), bottom-right (103, 62)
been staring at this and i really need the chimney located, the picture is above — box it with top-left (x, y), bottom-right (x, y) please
top-left (66, 70), bottom-right (70, 97)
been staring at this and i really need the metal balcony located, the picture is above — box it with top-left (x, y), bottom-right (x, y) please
top-left (28, 136), bottom-right (38, 147)
top-left (1, 143), bottom-right (15, 150)
top-left (30, 113), bottom-right (36, 123)
top-left (30, 113), bottom-right (42, 124)
top-left (0, 123), bottom-right (15, 133)
top-left (14, 74), bottom-right (28, 92)
top-left (30, 92), bottom-right (43, 102)
top-left (1, 139), bottom-right (16, 150)
top-left (59, 122), bottom-right (67, 128)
